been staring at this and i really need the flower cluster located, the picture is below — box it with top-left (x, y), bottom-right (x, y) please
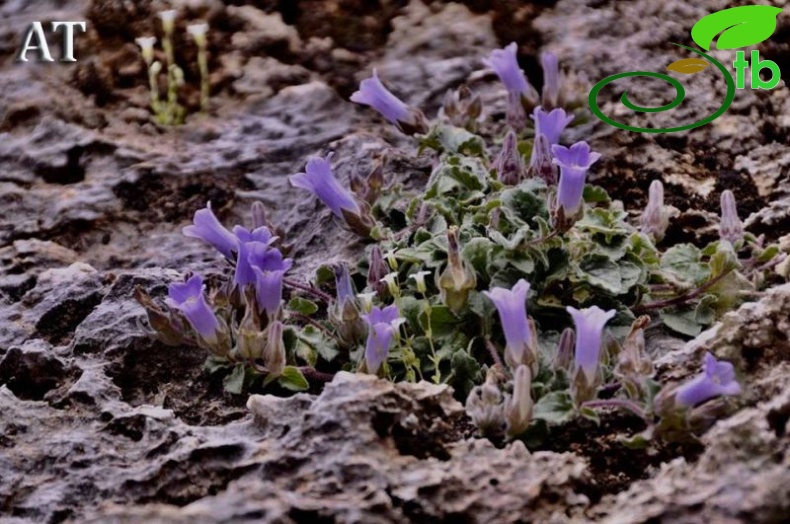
top-left (134, 9), bottom-right (211, 125)
top-left (137, 41), bottom-right (784, 448)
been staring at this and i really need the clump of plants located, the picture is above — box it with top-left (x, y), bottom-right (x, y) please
top-left (136, 42), bottom-right (785, 446)
top-left (135, 9), bottom-right (210, 125)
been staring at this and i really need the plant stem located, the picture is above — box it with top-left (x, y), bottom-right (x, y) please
top-left (637, 267), bottom-right (735, 312)
top-left (284, 278), bottom-right (332, 302)
top-left (291, 313), bottom-right (342, 345)
top-left (485, 339), bottom-right (505, 370)
top-left (298, 367), bottom-right (335, 383)
top-left (583, 399), bottom-right (648, 420)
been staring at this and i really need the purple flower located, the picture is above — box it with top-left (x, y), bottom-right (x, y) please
top-left (232, 226), bottom-right (278, 287)
top-left (541, 52), bottom-right (560, 108)
top-left (484, 279), bottom-right (535, 369)
top-left (532, 107), bottom-right (573, 146)
top-left (248, 243), bottom-right (293, 316)
top-left (362, 305), bottom-right (402, 374)
top-left (484, 42), bottom-right (531, 95)
top-left (552, 141), bottom-right (602, 216)
top-left (350, 69), bottom-right (410, 124)
top-left (166, 274), bottom-right (219, 341)
top-left (183, 204), bottom-right (238, 259)
top-left (675, 352), bottom-right (741, 408)
top-left (566, 305), bottom-right (616, 384)
top-left (289, 154), bottom-right (361, 219)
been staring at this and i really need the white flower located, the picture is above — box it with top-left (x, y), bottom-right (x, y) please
top-left (380, 272), bottom-right (400, 298)
top-left (158, 9), bottom-right (178, 34)
top-left (357, 292), bottom-right (377, 313)
top-left (408, 270), bottom-right (431, 294)
top-left (135, 36), bottom-right (157, 64)
top-left (187, 22), bottom-right (209, 46)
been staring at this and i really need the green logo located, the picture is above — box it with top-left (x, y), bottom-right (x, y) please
top-left (588, 5), bottom-right (783, 133)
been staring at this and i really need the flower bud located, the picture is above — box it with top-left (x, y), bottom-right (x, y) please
top-left (719, 190), bottom-right (744, 245)
top-left (236, 287), bottom-right (265, 361)
top-left (553, 326), bottom-right (575, 371)
top-left (331, 263), bottom-right (365, 345)
top-left (640, 180), bottom-right (670, 241)
top-left (442, 85), bottom-right (482, 130)
top-left (494, 130), bottom-right (524, 185)
top-left (263, 321), bottom-right (286, 377)
top-left (367, 245), bottom-right (389, 297)
top-left (437, 227), bottom-right (477, 314)
top-left (466, 377), bottom-right (506, 436)
top-left (133, 286), bottom-right (185, 346)
top-left (528, 133), bottom-right (557, 185)
top-left (540, 52), bottom-right (561, 109)
top-left (505, 365), bottom-right (533, 438)
top-left (251, 201), bottom-right (267, 230)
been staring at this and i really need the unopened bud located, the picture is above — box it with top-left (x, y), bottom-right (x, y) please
top-left (719, 190), bottom-right (744, 244)
top-left (495, 130), bottom-right (524, 185)
top-left (505, 365), bottom-right (533, 438)
top-left (540, 52), bottom-right (561, 109)
top-left (367, 245), bottom-right (389, 297)
top-left (251, 202), bottom-right (267, 230)
top-left (437, 227), bottom-right (477, 314)
top-left (263, 321), bottom-right (286, 377)
top-left (553, 327), bottom-right (575, 371)
top-left (640, 180), bottom-right (670, 241)
top-left (237, 287), bottom-right (265, 360)
top-left (528, 133), bottom-right (557, 185)
top-left (466, 381), bottom-right (506, 436)
top-left (506, 91), bottom-right (527, 131)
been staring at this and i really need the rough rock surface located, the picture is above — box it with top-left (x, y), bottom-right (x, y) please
top-left (1, 0), bottom-right (789, 523)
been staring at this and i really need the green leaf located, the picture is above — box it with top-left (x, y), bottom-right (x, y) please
top-left (297, 325), bottom-right (338, 364)
top-left (691, 5), bottom-right (782, 51)
top-left (620, 431), bottom-right (652, 450)
top-left (579, 406), bottom-right (601, 425)
top-left (425, 124), bottom-right (487, 156)
top-left (533, 390), bottom-right (574, 424)
top-left (204, 355), bottom-right (232, 375)
top-left (500, 186), bottom-right (548, 227)
top-left (660, 244), bottom-right (710, 285)
top-left (223, 364), bottom-right (260, 394)
top-left (278, 366), bottom-right (310, 391)
top-left (288, 297), bottom-right (319, 316)
top-left (660, 307), bottom-right (709, 337)
top-left (583, 184), bottom-right (611, 205)
top-left (449, 349), bottom-right (481, 399)
top-left (575, 254), bottom-right (626, 295)
top-left (462, 237), bottom-right (496, 276)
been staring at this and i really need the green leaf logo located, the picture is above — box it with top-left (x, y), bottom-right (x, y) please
top-left (691, 5), bottom-right (782, 51)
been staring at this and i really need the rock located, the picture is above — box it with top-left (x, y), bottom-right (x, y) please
top-left (0, 339), bottom-right (68, 400)
top-left (590, 364), bottom-right (790, 524)
top-left (79, 373), bottom-right (589, 522)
